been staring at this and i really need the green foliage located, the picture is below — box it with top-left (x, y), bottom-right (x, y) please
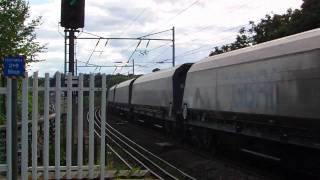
top-left (209, 27), bottom-right (252, 55)
top-left (249, 8), bottom-right (303, 44)
top-left (297, 0), bottom-right (320, 32)
top-left (105, 74), bottom-right (140, 88)
top-left (210, 0), bottom-right (320, 56)
top-left (0, 0), bottom-right (45, 124)
top-left (128, 167), bottom-right (141, 176)
top-left (0, 0), bottom-right (45, 64)
top-left (0, 110), bottom-right (5, 125)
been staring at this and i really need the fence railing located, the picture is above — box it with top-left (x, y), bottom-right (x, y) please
top-left (0, 72), bottom-right (107, 179)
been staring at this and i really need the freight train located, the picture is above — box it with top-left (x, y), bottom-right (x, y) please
top-left (108, 28), bottom-right (320, 175)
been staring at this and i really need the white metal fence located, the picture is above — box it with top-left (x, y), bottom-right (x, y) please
top-left (0, 72), bottom-right (107, 179)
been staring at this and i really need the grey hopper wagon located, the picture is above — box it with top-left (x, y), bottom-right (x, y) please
top-left (114, 78), bottom-right (136, 104)
top-left (113, 78), bottom-right (136, 113)
top-left (131, 63), bottom-right (192, 121)
top-left (182, 28), bottom-right (320, 148)
top-left (107, 85), bottom-right (117, 103)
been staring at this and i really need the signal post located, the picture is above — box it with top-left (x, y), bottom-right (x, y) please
top-left (61, 0), bottom-right (85, 165)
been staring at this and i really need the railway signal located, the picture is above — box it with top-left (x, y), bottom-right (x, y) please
top-left (61, 0), bottom-right (85, 29)
top-left (61, 0), bottom-right (86, 166)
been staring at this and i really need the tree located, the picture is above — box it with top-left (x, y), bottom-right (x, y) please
top-left (0, 0), bottom-right (45, 124)
top-left (0, 0), bottom-right (45, 66)
top-left (210, 27), bottom-right (253, 55)
top-left (293, 0), bottom-right (320, 33)
top-left (249, 8), bottom-right (302, 44)
top-left (209, 0), bottom-right (320, 56)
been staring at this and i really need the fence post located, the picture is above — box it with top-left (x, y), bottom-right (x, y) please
top-left (55, 72), bottom-right (61, 179)
top-left (43, 73), bottom-right (50, 179)
top-left (32, 72), bottom-right (39, 180)
top-left (11, 78), bottom-right (18, 180)
top-left (77, 74), bottom-right (84, 179)
top-left (89, 74), bottom-right (95, 179)
top-left (100, 74), bottom-right (106, 180)
top-left (66, 73), bottom-right (72, 179)
top-left (6, 78), bottom-right (12, 180)
top-left (21, 73), bottom-right (29, 180)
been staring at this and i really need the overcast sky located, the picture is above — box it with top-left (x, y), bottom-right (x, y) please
top-left (28, 0), bottom-right (303, 76)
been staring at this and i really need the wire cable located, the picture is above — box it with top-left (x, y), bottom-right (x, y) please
top-left (138, 28), bottom-right (173, 39)
top-left (166, 0), bottom-right (200, 24)
top-left (119, 8), bottom-right (147, 37)
top-left (144, 0), bottom-right (200, 35)
top-left (176, 24), bottom-right (245, 45)
top-left (99, 8), bottom-right (147, 59)
top-left (85, 38), bottom-right (101, 65)
top-left (174, 24), bottom-right (249, 58)
top-left (117, 40), bottom-right (142, 74)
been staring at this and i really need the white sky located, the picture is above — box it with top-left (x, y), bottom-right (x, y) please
top-left (28, 0), bottom-right (303, 76)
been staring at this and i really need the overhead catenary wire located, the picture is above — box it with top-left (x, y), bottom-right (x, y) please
top-left (69, 1), bottom-right (197, 73)
top-left (122, 0), bottom-right (199, 68)
top-left (76, 29), bottom-right (172, 74)
top-left (151, 47), bottom-right (171, 63)
top-left (175, 39), bottom-right (235, 59)
top-left (99, 39), bottom-right (109, 57)
top-left (78, 43), bottom-right (168, 74)
top-left (145, 0), bottom-right (200, 35)
top-left (85, 38), bottom-right (101, 65)
top-left (117, 40), bottom-right (142, 74)
top-left (119, 8), bottom-right (147, 37)
top-left (171, 40), bottom-right (241, 65)
top-left (175, 24), bottom-right (245, 45)
top-left (102, 0), bottom-right (200, 72)
top-left (138, 28), bottom-right (173, 39)
top-left (148, 42), bottom-right (171, 52)
top-left (137, 5), bottom-right (252, 71)
top-left (77, 60), bottom-right (133, 68)
top-left (154, 32), bottom-right (244, 64)
top-left (128, 40), bottom-right (142, 62)
top-left (174, 24), bottom-right (250, 59)
top-left (75, 1), bottom-right (256, 75)
top-left (166, 0), bottom-right (200, 24)
top-left (98, 8), bottom-right (147, 58)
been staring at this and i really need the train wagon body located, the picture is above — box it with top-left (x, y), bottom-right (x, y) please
top-left (131, 63), bottom-right (192, 122)
top-left (114, 78), bottom-right (136, 104)
top-left (107, 85), bottom-right (117, 103)
top-left (113, 78), bottom-right (136, 112)
top-left (182, 28), bottom-right (320, 148)
top-left (107, 29), bottom-right (320, 174)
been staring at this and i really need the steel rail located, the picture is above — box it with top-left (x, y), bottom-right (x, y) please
top-left (85, 112), bottom-right (133, 170)
top-left (95, 108), bottom-right (195, 180)
top-left (106, 126), bottom-right (177, 179)
top-left (89, 110), bottom-right (163, 180)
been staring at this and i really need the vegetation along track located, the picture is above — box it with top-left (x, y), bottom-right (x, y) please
top-left (88, 107), bottom-right (196, 180)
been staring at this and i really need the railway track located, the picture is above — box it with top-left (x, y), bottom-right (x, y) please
top-left (88, 108), bottom-right (196, 180)
top-left (105, 114), bottom-right (285, 180)
top-left (86, 111), bottom-right (133, 170)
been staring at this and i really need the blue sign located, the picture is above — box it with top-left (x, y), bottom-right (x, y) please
top-left (3, 56), bottom-right (26, 77)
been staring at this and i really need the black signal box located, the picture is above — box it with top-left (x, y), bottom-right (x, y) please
top-left (61, 0), bottom-right (85, 29)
